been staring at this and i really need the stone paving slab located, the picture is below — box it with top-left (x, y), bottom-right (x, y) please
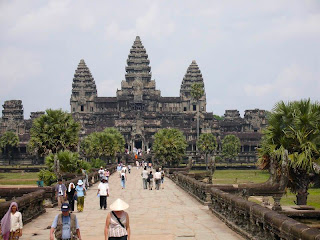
top-left (22, 168), bottom-right (243, 240)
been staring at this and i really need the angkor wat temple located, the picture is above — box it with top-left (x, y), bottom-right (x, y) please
top-left (0, 36), bottom-right (267, 164)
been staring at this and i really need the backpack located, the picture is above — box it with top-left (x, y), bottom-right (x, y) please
top-left (121, 174), bottom-right (125, 180)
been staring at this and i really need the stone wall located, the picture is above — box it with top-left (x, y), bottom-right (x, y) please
top-left (0, 164), bottom-right (117, 224)
top-left (0, 188), bottom-right (46, 224)
top-left (169, 172), bottom-right (320, 240)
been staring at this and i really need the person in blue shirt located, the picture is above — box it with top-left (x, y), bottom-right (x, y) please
top-left (50, 203), bottom-right (81, 240)
top-left (116, 164), bottom-right (122, 178)
top-left (75, 180), bottom-right (86, 212)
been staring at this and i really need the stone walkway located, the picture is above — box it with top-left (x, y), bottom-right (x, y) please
top-left (23, 168), bottom-right (243, 240)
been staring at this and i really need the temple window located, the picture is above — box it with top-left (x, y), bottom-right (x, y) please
top-left (193, 105), bottom-right (196, 111)
top-left (81, 105), bottom-right (84, 111)
top-left (184, 107), bottom-right (187, 111)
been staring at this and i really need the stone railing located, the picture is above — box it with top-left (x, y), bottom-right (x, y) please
top-left (0, 188), bottom-right (46, 224)
top-left (170, 171), bottom-right (210, 204)
top-left (0, 164), bottom-right (117, 223)
top-left (169, 172), bottom-right (320, 240)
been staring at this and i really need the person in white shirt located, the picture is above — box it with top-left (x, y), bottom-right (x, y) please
top-left (154, 168), bottom-right (162, 190)
top-left (0, 202), bottom-right (23, 239)
top-left (141, 167), bottom-right (149, 189)
top-left (98, 167), bottom-right (105, 181)
top-left (97, 177), bottom-right (109, 210)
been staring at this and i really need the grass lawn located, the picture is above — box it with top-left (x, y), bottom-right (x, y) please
top-left (280, 189), bottom-right (320, 209)
top-left (189, 169), bottom-right (270, 184)
top-left (0, 172), bottom-right (39, 185)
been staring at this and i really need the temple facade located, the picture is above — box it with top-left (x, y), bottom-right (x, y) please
top-left (0, 36), bottom-right (267, 164)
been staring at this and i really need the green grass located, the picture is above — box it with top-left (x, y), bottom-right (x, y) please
top-left (280, 189), bottom-right (320, 209)
top-left (0, 172), bottom-right (39, 185)
top-left (189, 169), bottom-right (270, 184)
top-left (0, 165), bottom-right (46, 168)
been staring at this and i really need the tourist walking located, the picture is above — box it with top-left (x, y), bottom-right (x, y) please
top-left (160, 168), bottom-right (165, 189)
top-left (50, 203), bottom-right (82, 240)
top-left (55, 178), bottom-right (67, 208)
top-left (120, 170), bottom-right (127, 189)
top-left (67, 183), bottom-right (76, 212)
top-left (154, 168), bottom-right (162, 190)
top-left (147, 171), bottom-right (153, 190)
top-left (104, 169), bottom-right (110, 180)
top-left (128, 165), bottom-right (132, 174)
top-left (75, 180), bottom-right (86, 212)
top-left (135, 160), bottom-right (139, 169)
top-left (104, 198), bottom-right (131, 240)
top-left (0, 202), bottom-right (23, 240)
top-left (99, 167), bottom-right (105, 181)
top-left (81, 168), bottom-right (89, 189)
top-left (98, 177), bottom-right (109, 210)
top-left (117, 164), bottom-right (122, 178)
top-left (141, 167), bottom-right (148, 189)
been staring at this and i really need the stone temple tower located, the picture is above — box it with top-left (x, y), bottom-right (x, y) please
top-left (0, 100), bottom-right (25, 134)
top-left (117, 36), bottom-right (160, 112)
top-left (180, 60), bottom-right (206, 113)
top-left (70, 59), bottom-right (97, 113)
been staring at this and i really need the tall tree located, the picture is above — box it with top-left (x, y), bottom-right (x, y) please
top-left (81, 128), bottom-right (125, 162)
top-left (221, 134), bottom-right (241, 162)
top-left (258, 99), bottom-right (320, 205)
top-left (0, 131), bottom-right (19, 165)
top-left (191, 83), bottom-right (205, 143)
top-left (28, 109), bottom-right (80, 156)
top-left (197, 133), bottom-right (217, 170)
top-left (153, 128), bottom-right (187, 167)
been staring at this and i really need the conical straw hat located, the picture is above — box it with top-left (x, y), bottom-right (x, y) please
top-left (110, 198), bottom-right (129, 211)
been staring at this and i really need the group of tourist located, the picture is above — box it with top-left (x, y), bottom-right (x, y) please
top-left (0, 161), bottom-right (167, 240)
top-left (141, 167), bottom-right (164, 190)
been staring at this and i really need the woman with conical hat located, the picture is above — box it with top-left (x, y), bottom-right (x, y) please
top-left (104, 199), bottom-right (130, 240)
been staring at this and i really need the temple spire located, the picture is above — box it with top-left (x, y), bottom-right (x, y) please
top-left (180, 60), bottom-right (206, 112)
top-left (125, 36), bottom-right (152, 84)
top-left (70, 59), bottom-right (97, 113)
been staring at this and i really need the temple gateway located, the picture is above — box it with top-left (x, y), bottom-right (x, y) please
top-left (0, 36), bottom-right (267, 164)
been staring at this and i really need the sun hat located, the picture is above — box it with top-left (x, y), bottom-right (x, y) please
top-left (61, 203), bottom-right (70, 212)
top-left (110, 199), bottom-right (129, 211)
top-left (77, 179), bottom-right (83, 185)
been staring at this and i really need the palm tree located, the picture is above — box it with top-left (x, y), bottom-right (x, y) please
top-left (258, 99), bottom-right (320, 205)
top-left (153, 128), bottom-right (187, 167)
top-left (197, 133), bottom-right (217, 170)
top-left (81, 128), bottom-right (125, 163)
top-left (28, 109), bottom-right (80, 156)
top-left (0, 131), bottom-right (19, 165)
top-left (191, 83), bottom-right (205, 144)
top-left (221, 135), bottom-right (241, 163)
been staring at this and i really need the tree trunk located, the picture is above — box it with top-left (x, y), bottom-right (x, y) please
top-left (295, 170), bottom-right (310, 205)
top-left (205, 153), bottom-right (208, 170)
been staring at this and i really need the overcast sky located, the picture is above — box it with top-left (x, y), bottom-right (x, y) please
top-left (1, 0), bottom-right (319, 118)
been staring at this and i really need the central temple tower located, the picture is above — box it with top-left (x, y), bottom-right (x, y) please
top-left (117, 36), bottom-right (160, 112)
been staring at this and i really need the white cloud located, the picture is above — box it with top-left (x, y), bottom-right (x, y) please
top-left (0, 47), bottom-right (42, 95)
top-left (244, 64), bottom-right (318, 100)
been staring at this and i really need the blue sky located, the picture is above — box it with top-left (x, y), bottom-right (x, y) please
top-left (0, 0), bottom-right (319, 118)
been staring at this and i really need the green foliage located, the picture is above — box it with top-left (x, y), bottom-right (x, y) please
top-left (213, 115), bottom-right (224, 121)
top-left (45, 150), bottom-right (89, 174)
top-left (81, 128), bottom-right (125, 162)
top-left (197, 133), bottom-right (217, 170)
top-left (197, 133), bottom-right (217, 154)
top-left (90, 158), bottom-right (106, 168)
top-left (0, 131), bottom-right (19, 157)
top-left (221, 134), bottom-right (241, 161)
top-left (153, 128), bottom-right (187, 167)
top-left (28, 109), bottom-right (80, 156)
top-left (258, 99), bottom-right (320, 196)
top-left (190, 83), bottom-right (205, 101)
top-left (38, 169), bottom-right (57, 186)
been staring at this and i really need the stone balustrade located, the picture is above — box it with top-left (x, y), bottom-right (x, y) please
top-left (0, 188), bottom-right (46, 224)
top-left (169, 171), bottom-right (320, 240)
top-left (0, 164), bottom-right (117, 224)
